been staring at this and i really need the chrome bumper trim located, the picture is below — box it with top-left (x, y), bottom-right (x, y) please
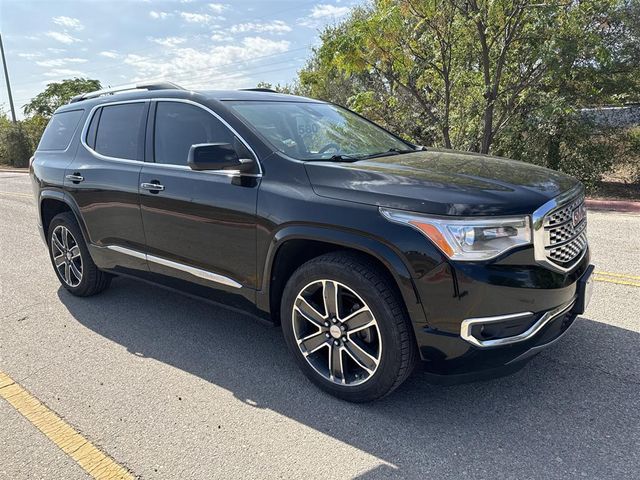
top-left (461, 298), bottom-right (576, 348)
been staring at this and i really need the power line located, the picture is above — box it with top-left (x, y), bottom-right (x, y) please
top-left (10, 53), bottom-right (307, 107)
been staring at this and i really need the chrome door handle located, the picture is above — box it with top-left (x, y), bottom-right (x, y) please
top-left (140, 182), bottom-right (165, 191)
top-left (65, 174), bottom-right (84, 183)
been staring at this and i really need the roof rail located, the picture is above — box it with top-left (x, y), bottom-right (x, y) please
top-left (69, 81), bottom-right (184, 103)
top-left (239, 88), bottom-right (278, 93)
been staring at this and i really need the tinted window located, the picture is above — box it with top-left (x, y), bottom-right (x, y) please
top-left (95, 103), bottom-right (146, 160)
top-left (154, 102), bottom-right (235, 165)
top-left (85, 107), bottom-right (101, 149)
top-left (38, 109), bottom-right (84, 151)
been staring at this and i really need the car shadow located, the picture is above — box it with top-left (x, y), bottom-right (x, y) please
top-left (57, 278), bottom-right (640, 478)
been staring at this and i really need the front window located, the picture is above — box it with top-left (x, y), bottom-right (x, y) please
top-left (226, 101), bottom-right (412, 160)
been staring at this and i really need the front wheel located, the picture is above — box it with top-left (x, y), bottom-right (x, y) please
top-left (281, 252), bottom-right (417, 402)
top-left (47, 212), bottom-right (112, 296)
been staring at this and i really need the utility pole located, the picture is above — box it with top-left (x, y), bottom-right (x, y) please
top-left (0, 32), bottom-right (17, 123)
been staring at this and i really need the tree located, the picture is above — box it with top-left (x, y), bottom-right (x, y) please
top-left (23, 78), bottom-right (101, 117)
top-left (297, 0), bottom-right (640, 188)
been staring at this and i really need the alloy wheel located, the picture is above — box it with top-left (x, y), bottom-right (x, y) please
top-left (291, 280), bottom-right (382, 386)
top-left (51, 225), bottom-right (83, 287)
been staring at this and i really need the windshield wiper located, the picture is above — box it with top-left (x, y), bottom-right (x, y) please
top-left (306, 153), bottom-right (365, 162)
top-left (359, 148), bottom-right (417, 160)
top-left (306, 148), bottom-right (416, 163)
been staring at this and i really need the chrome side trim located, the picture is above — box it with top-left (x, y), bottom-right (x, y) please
top-left (531, 184), bottom-right (586, 273)
top-left (79, 97), bottom-right (263, 177)
top-left (105, 245), bottom-right (242, 289)
top-left (106, 245), bottom-right (147, 260)
top-left (460, 298), bottom-right (576, 348)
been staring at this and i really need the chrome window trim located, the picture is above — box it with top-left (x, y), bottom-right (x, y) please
top-left (79, 97), bottom-right (263, 177)
top-left (105, 245), bottom-right (242, 289)
top-left (531, 184), bottom-right (587, 273)
top-left (460, 297), bottom-right (576, 348)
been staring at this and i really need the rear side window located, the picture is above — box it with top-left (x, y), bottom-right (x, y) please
top-left (85, 107), bottom-right (101, 149)
top-left (38, 109), bottom-right (84, 151)
top-left (94, 103), bottom-right (146, 160)
top-left (154, 101), bottom-right (235, 165)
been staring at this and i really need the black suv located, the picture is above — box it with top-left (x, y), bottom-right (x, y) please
top-left (31, 82), bottom-right (593, 402)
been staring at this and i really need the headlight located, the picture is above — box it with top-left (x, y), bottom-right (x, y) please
top-left (380, 207), bottom-right (531, 261)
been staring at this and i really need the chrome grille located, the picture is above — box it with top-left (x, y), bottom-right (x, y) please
top-left (543, 195), bottom-right (587, 267)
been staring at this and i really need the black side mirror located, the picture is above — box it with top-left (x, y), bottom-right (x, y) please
top-left (187, 143), bottom-right (253, 172)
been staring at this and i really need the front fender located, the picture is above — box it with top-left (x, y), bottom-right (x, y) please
top-left (258, 224), bottom-right (426, 325)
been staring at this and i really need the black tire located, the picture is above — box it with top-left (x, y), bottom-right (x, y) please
top-left (47, 212), bottom-right (112, 296)
top-left (281, 251), bottom-right (418, 402)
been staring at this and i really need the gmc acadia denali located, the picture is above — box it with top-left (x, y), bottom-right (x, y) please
top-left (31, 82), bottom-right (594, 402)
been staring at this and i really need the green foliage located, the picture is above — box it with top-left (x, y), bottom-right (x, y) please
top-left (296, 0), bottom-right (640, 189)
top-left (23, 78), bottom-right (101, 117)
top-left (0, 111), bottom-right (50, 167)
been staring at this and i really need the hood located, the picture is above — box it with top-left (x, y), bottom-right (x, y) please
top-left (304, 149), bottom-right (580, 216)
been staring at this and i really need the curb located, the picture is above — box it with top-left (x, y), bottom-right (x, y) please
top-left (586, 198), bottom-right (640, 213)
top-left (0, 168), bottom-right (29, 173)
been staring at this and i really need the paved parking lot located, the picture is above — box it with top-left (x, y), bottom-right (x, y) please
top-left (1, 171), bottom-right (639, 479)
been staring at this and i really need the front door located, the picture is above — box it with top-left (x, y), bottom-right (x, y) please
top-left (139, 100), bottom-right (260, 304)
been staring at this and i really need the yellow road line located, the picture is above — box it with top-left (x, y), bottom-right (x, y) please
top-left (595, 270), bottom-right (640, 281)
top-left (0, 370), bottom-right (134, 480)
top-left (593, 276), bottom-right (640, 288)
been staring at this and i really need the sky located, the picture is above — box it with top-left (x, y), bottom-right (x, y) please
top-left (0, 0), bottom-right (359, 119)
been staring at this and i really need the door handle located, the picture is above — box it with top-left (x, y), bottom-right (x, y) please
top-left (65, 173), bottom-right (84, 183)
top-left (141, 182), bottom-right (165, 192)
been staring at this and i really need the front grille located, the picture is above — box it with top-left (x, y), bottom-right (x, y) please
top-left (543, 195), bottom-right (587, 268)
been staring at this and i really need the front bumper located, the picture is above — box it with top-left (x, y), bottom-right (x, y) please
top-left (412, 247), bottom-right (592, 381)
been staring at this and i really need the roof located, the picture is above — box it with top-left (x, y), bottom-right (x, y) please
top-left (58, 82), bottom-right (320, 114)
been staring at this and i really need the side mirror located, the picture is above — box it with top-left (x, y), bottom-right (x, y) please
top-left (187, 143), bottom-right (253, 172)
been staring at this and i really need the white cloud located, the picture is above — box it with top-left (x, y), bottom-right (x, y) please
top-left (298, 4), bottom-right (351, 28)
top-left (124, 36), bottom-right (290, 89)
top-left (42, 68), bottom-right (86, 78)
top-left (17, 52), bottom-right (43, 60)
top-left (45, 31), bottom-right (80, 44)
top-left (309, 4), bottom-right (351, 18)
top-left (180, 12), bottom-right (223, 23)
top-left (99, 50), bottom-right (119, 58)
top-left (230, 20), bottom-right (291, 34)
top-left (210, 33), bottom-right (227, 42)
top-left (208, 3), bottom-right (226, 13)
top-left (36, 57), bottom-right (87, 68)
top-left (152, 36), bottom-right (187, 47)
top-left (52, 16), bottom-right (84, 30)
top-left (149, 10), bottom-right (170, 19)
top-left (47, 48), bottom-right (67, 54)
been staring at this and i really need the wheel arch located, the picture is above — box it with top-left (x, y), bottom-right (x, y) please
top-left (39, 190), bottom-right (89, 243)
top-left (259, 225), bottom-right (424, 326)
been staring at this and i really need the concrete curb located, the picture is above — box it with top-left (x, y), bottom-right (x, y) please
top-left (586, 198), bottom-right (640, 213)
top-left (0, 168), bottom-right (29, 173)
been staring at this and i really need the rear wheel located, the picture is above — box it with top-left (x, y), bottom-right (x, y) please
top-left (47, 212), bottom-right (111, 296)
top-left (281, 252), bottom-right (417, 402)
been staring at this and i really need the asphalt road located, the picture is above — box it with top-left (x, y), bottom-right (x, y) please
top-left (1, 171), bottom-right (639, 479)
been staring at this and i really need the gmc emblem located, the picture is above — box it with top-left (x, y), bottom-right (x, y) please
top-left (572, 204), bottom-right (586, 227)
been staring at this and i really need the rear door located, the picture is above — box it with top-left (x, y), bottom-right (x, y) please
top-left (139, 100), bottom-right (260, 300)
top-left (65, 100), bottom-right (149, 272)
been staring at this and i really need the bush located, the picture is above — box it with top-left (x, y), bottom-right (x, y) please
top-left (0, 123), bottom-right (33, 168)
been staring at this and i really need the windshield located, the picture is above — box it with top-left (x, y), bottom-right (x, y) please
top-left (225, 101), bottom-right (413, 160)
